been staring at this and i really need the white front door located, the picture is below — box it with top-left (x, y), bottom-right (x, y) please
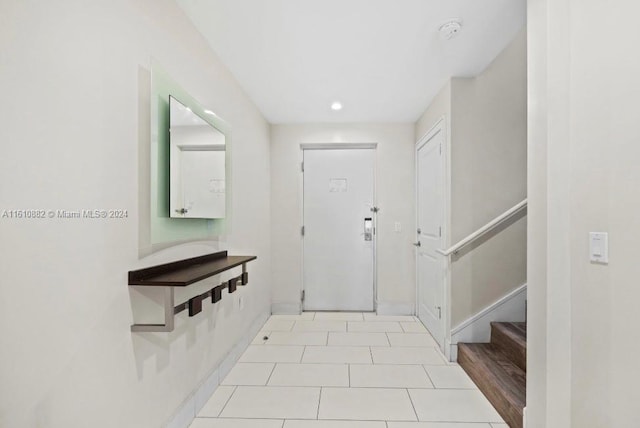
top-left (303, 148), bottom-right (375, 311)
top-left (416, 126), bottom-right (445, 347)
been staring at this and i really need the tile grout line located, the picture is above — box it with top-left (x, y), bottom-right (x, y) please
top-left (265, 363), bottom-right (278, 386)
top-left (216, 385), bottom-right (238, 418)
top-left (405, 387), bottom-right (420, 422)
top-left (316, 387), bottom-right (323, 420)
top-left (421, 364), bottom-right (437, 388)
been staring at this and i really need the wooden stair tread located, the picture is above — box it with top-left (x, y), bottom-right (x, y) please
top-left (491, 322), bottom-right (527, 371)
top-left (492, 322), bottom-right (527, 342)
top-left (458, 343), bottom-right (526, 428)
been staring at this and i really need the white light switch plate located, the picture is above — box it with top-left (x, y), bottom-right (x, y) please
top-left (394, 222), bottom-right (401, 233)
top-left (589, 232), bottom-right (608, 264)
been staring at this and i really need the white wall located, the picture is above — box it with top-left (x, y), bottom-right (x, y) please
top-left (270, 124), bottom-right (415, 314)
top-left (415, 30), bottom-right (527, 328)
top-left (0, 1), bottom-right (270, 427)
top-left (415, 80), bottom-right (451, 140)
top-left (449, 30), bottom-right (528, 326)
top-left (527, 0), bottom-right (640, 426)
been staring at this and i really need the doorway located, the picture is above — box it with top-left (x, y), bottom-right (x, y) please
top-left (302, 145), bottom-right (376, 311)
top-left (416, 121), bottom-right (447, 348)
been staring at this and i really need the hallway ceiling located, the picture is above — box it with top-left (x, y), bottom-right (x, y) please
top-left (176, 0), bottom-right (526, 124)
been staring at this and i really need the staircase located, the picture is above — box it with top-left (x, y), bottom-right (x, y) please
top-left (458, 322), bottom-right (526, 428)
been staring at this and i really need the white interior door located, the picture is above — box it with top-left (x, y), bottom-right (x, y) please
top-left (303, 148), bottom-right (375, 311)
top-left (416, 127), bottom-right (445, 347)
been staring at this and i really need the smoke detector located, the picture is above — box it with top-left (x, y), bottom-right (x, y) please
top-left (439, 20), bottom-right (463, 40)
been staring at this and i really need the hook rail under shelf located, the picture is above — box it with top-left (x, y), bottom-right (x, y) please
top-left (129, 251), bottom-right (256, 332)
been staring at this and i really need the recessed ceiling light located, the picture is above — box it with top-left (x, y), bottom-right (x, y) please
top-left (331, 102), bottom-right (343, 111)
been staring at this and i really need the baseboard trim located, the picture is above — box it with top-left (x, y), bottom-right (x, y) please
top-left (376, 301), bottom-right (415, 316)
top-left (449, 283), bottom-right (527, 361)
top-left (271, 302), bottom-right (301, 314)
top-left (271, 301), bottom-right (414, 315)
top-left (165, 310), bottom-right (270, 428)
top-left (451, 283), bottom-right (527, 336)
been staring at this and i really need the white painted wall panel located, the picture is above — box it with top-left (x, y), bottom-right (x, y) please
top-left (0, 1), bottom-right (271, 427)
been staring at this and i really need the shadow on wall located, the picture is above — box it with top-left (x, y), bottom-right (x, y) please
top-left (130, 290), bottom-right (235, 381)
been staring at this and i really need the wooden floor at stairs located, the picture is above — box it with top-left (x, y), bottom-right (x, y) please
top-left (458, 322), bottom-right (526, 428)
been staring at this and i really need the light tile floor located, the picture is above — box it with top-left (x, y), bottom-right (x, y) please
top-left (191, 313), bottom-right (506, 428)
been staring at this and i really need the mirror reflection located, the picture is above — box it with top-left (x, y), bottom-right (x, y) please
top-left (169, 96), bottom-right (226, 219)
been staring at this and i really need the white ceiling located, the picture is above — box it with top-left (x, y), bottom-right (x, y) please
top-left (176, 0), bottom-right (526, 124)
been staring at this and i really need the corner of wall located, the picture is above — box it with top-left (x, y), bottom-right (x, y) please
top-left (271, 302), bottom-right (301, 315)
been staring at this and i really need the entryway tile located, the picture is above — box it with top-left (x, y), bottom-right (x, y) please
top-left (424, 365), bottom-right (477, 389)
top-left (197, 386), bottom-right (236, 417)
top-left (265, 331), bottom-right (328, 346)
top-left (293, 320), bottom-right (347, 332)
top-left (190, 418), bottom-right (284, 428)
top-left (302, 346), bottom-right (372, 364)
top-left (262, 319), bottom-right (296, 332)
top-left (387, 333), bottom-right (438, 347)
top-left (318, 387), bottom-right (417, 421)
top-left (349, 364), bottom-right (434, 388)
top-left (348, 321), bottom-right (403, 332)
top-left (239, 345), bottom-right (304, 363)
top-left (220, 363), bottom-right (275, 386)
top-left (270, 312), bottom-right (316, 320)
top-left (284, 421), bottom-right (386, 428)
top-left (387, 423), bottom-right (492, 428)
top-left (400, 322), bottom-right (428, 333)
top-left (251, 331), bottom-right (271, 344)
top-left (328, 332), bottom-right (389, 346)
top-left (363, 314), bottom-right (417, 322)
top-left (268, 363), bottom-right (349, 387)
top-left (371, 347), bottom-right (447, 365)
top-left (314, 312), bottom-right (365, 321)
top-left (194, 315), bottom-right (506, 427)
top-left (408, 389), bottom-right (504, 423)
top-left (220, 386), bottom-right (320, 419)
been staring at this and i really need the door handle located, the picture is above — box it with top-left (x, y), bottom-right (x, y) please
top-left (413, 242), bottom-right (421, 247)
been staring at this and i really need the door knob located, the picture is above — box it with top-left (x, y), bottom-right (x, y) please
top-left (413, 242), bottom-right (421, 247)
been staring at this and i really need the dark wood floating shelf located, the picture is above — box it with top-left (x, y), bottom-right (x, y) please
top-left (129, 251), bottom-right (256, 286)
top-left (129, 251), bottom-right (256, 332)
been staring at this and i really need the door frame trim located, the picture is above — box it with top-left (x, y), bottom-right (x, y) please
top-left (299, 143), bottom-right (378, 312)
top-left (415, 117), bottom-right (451, 356)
